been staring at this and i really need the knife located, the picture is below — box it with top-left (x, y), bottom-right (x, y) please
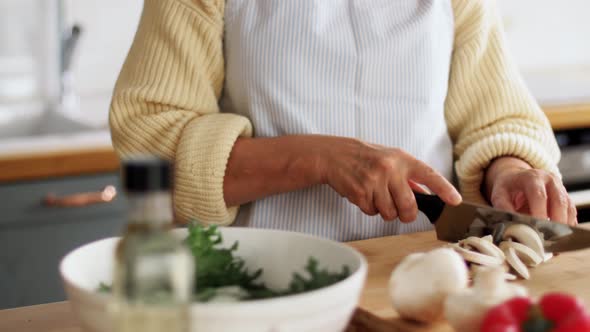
top-left (414, 192), bottom-right (590, 253)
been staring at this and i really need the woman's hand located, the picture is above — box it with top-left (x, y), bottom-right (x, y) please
top-left (319, 138), bottom-right (462, 222)
top-left (484, 157), bottom-right (577, 226)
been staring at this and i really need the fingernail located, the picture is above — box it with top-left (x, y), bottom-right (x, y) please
top-left (451, 191), bottom-right (462, 203)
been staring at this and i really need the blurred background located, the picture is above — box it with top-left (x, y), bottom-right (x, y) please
top-left (0, 0), bottom-right (589, 310)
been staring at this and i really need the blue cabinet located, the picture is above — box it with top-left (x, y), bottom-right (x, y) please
top-left (0, 173), bottom-right (127, 309)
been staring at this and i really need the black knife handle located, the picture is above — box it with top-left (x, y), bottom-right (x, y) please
top-left (414, 192), bottom-right (445, 224)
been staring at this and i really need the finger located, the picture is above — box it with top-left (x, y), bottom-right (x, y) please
top-left (337, 176), bottom-right (378, 216)
top-left (546, 180), bottom-right (568, 224)
top-left (389, 178), bottom-right (418, 223)
top-left (357, 188), bottom-right (378, 216)
top-left (409, 162), bottom-right (461, 205)
top-left (490, 186), bottom-right (517, 212)
top-left (522, 179), bottom-right (549, 219)
top-left (567, 196), bottom-right (578, 226)
top-left (374, 185), bottom-right (398, 221)
top-left (408, 180), bottom-right (431, 194)
top-left (513, 191), bottom-right (527, 212)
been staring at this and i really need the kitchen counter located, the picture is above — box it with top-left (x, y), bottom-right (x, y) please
top-left (0, 103), bottom-right (588, 183)
top-left (346, 226), bottom-right (590, 330)
top-left (544, 103), bottom-right (590, 131)
top-left (3, 225), bottom-right (590, 332)
top-left (0, 131), bottom-right (119, 182)
top-left (0, 146), bottom-right (119, 182)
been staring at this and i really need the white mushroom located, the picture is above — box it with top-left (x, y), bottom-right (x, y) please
top-left (543, 252), bottom-right (554, 262)
top-left (444, 267), bottom-right (528, 332)
top-left (449, 243), bottom-right (504, 267)
top-left (460, 236), bottom-right (505, 260)
top-left (502, 224), bottom-right (545, 257)
top-left (470, 264), bottom-right (516, 281)
top-left (481, 235), bottom-right (494, 243)
top-left (499, 241), bottom-right (543, 267)
top-left (504, 247), bottom-right (530, 279)
top-left (389, 248), bottom-right (469, 323)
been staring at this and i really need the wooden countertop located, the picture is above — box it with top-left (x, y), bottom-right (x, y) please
top-left (0, 147), bottom-right (120, 183)
top-left (544, 103), bottom-right (590, 131)
top-left (347, 225), bottom-right (590, 331)
top-left (3, 226), bottom-right (590, 332)
top-left (0, 103), bottom-right (588, 183)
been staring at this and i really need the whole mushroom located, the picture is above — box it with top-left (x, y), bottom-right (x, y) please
top-left (389, 248), bottom-right (469, 323)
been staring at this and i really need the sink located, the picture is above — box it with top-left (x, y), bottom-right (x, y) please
top-left (0, 97), bottom-right (112, 157)
top-left (0, 100), bottom-right (108, 139)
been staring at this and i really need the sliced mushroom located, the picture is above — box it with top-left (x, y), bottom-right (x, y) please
top-left (499, 241), bottom-right (543, 267)
top-left (502, 224), bottom-right (545, 257)
top-left (543, 252), bottom-right (554, 262)
top-left (504, 247), bottom-right (530, 280)
top-left (470, 264), bottom-right (516, 281)
top-left (460, 237), bottom-right (505, 260)
top-left (504, 273), bottom-right (518, 281)
top-left (481, 235), bottom-right (494, 243)
top-left (449, 244), bottom-right (504, 267)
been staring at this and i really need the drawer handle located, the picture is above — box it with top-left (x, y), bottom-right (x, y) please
top-left (43, 185), bottom-right (117, 207)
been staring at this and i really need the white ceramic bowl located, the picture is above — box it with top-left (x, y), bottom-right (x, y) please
top-left (60, 227), bottom-right (368, 332)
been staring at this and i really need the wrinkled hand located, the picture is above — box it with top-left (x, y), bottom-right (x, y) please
top-left (485, 157), bottom-right (577, 226)
top-left (320, 138), bottom-right (462, 222)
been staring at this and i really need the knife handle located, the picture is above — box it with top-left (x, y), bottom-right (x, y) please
top-left (414, 192), bottom-right (445, 224)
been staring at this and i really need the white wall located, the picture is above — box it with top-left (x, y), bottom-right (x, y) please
top-left (4, 0), bottom-right (589, 114)
top-left (66, 0), bottom-right (142, 98)
top-left (498, 0), bottom-right (590, 104)
top-left (70, 0), bottom-right (588, 105)
top-left (498, 0), bottom-right (590, 71)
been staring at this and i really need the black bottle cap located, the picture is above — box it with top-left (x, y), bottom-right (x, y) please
top-left (122, 156), bottom-right (172, 192)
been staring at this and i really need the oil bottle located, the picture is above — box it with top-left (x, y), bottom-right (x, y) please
top-left (111, 157), bottom-right (194, 332)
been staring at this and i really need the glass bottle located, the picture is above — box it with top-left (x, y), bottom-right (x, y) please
top-left (111, 157), bottom-right (194, 332)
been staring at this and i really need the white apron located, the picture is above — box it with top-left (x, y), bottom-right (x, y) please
top-left (221, 0), bottom-right (455, 241)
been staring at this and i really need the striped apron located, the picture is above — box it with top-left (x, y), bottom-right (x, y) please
top-left (221, 0), bottom-right (455, 241)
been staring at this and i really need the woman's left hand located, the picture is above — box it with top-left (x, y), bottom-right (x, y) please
top-left (485, 156), bottom-right (577, 226)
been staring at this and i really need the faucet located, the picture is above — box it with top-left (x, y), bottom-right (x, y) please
top-left (59, 23), bottom-right (82, 114)
top-left (58, 0), bottom-right (82, 113)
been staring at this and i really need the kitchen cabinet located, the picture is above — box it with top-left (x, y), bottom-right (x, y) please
top-left (0, 172), bottom-right (127, 309)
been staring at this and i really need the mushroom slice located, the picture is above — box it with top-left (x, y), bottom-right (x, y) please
top-left (499, 241), bottom-right (543, 267)
top-left (470, 264), bottom-right (516, 281)
top-left (481, 235), bottom-right (494, 243)
top-left (504, 273), bottom-right (518, 281)
top-left (502, 224), bottom-right (545, 257)
top-left (460, 237), bottom-right (505, 260)
top-left (449, 244), bottom-right (504, 267)
top-left (543, 252), bottom-right (554, 262)
top-left (504, 247), bottom-right (530, 280)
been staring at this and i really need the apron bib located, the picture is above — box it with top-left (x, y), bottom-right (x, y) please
top-left (221, 0), bottom-right (455, 241)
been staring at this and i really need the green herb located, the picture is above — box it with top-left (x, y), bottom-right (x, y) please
top-left (99, 223), bottom-right (350, 302)
top-left (98, 282), bottom-right (112, 293)
top-left (184, 223), bottom-right (268, 298)
top-left (284, 257), bottom-right (350, 295)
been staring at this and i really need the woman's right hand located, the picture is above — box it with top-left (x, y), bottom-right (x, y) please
top-left (318, 137), bottom-right (462, 222)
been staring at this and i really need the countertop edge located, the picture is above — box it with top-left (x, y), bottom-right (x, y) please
top-left (544, 103), bottom-right (590, 130)
top-left (0, 146), bottom-right (120, 182)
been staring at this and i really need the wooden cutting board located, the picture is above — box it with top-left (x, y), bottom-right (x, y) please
top-left (344, 225), bottom-right (590, 331)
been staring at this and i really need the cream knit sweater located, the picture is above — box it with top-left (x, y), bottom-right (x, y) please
top-left (109, 0), bottom-right (561, 226)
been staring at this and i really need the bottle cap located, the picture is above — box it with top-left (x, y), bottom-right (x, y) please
top-left (122, 156), bottom-right (172, 192)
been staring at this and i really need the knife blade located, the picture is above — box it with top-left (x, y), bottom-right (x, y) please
top-left (414, 192), bottom-right (590, 253)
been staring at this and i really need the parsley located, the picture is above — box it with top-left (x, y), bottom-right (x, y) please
top-left (99, 223), bottom-right (350, 302)
top-left (97, 282), bottom-right (112, 293)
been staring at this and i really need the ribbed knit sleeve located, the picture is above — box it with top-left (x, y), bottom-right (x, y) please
top-left (446, 0), bottom-right (561, 204)
top-left (109, 0), bottom-right (253, 225)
